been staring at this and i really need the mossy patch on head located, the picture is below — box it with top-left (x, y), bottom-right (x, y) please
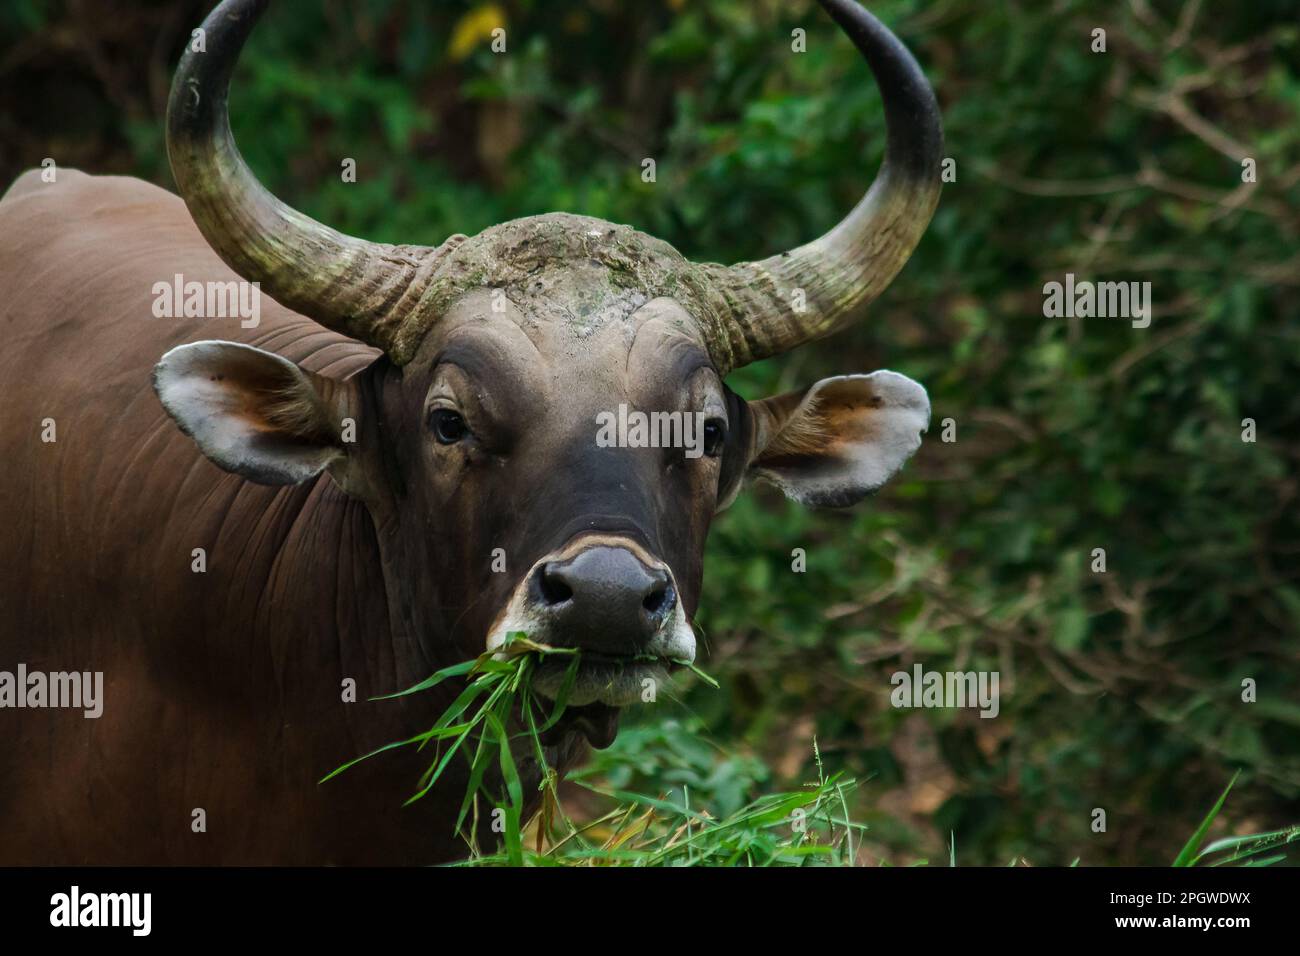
top-left (387, 212), bottom-right (734, 365)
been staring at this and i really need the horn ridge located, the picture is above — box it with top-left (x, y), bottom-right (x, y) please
top-left (698, 0), bottom-right (944, 372)
top-left (166, 0), bottom-right (441, 359)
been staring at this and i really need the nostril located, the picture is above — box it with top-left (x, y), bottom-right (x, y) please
top-left (538, 565), bottom-right (574, 606)
top-left (642, 584), bottom-right (674, 618)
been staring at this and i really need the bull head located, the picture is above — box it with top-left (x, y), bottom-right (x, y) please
top-left (153, 0), bottom-right (941, 741)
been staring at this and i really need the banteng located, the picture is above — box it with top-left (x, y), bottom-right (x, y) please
top-left (0, 0), bottom-right (941, 863)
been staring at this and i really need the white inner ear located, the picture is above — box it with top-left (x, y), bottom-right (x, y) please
top-left (153, 340), bottom-right (341, 486)
top-left (754, 370), bottom-right (930, 508)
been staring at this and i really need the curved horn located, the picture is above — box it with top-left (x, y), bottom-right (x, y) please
top-left (698, 0), bottom-right (944, 371)
top-left (167, 0), bottom-right (444, 360)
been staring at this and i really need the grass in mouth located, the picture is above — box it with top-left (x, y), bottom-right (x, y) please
top-left (320, 632), bottom-right (719, 863)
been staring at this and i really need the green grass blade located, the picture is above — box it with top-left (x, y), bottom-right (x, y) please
top-left (369, 659), bottom-right (477, 700)
top-left (1173, 769), bottom-right (1241, 867)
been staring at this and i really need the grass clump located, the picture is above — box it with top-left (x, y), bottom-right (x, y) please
top-left (461, 738), bottom-right (864, 866)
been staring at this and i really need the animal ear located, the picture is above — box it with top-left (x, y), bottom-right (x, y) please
top-left (745, 371), bottom-right (929, 508)
top-left (153, 340), bottom-right (351, 485)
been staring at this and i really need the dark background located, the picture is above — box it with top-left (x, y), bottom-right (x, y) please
top-left (2, 0), bottom-right (1297, 864)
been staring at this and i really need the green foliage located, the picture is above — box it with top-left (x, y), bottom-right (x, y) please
top-left (5, 0), bottom-right (1297, 864)
top-left (474, 740), bottom-right (868, 867)
top-left (335, 651), bottom-right (1292, 866)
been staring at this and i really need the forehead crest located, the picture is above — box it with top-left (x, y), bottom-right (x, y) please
top-left (416, 213), bottom-right (707, 339)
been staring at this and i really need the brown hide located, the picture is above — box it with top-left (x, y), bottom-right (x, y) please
top-left (0, 170), bottom-right (481, 863)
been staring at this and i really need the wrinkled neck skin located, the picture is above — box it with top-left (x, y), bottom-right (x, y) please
top-left (342, 357), bottom-right (491, 668)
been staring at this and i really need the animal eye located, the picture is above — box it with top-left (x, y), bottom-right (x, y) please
top-left (703, 418), bottom-right (726, 457)
top-left (429, 408), bottom-right (469, 445)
